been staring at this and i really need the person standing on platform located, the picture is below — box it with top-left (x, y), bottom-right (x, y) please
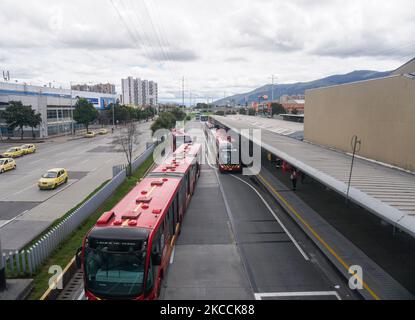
top-left (290, 169), bottom-right (298, 191)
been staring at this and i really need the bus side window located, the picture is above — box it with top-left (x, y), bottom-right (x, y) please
top-left (179, 181), bottom-right (186, 214)
top-left (186, 173), bottom-right (190, 196)
top-left (146, 231), bottom-right (162, 295)
top-left (168, 206), bottom-right (174, 235)
top-left (172, 197), bottom-right (178, 228)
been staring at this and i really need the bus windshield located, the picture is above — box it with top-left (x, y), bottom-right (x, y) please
top-left (84, 237), bottom-right (147, 298)
top-left (219, 147), bottom-right (238, 165)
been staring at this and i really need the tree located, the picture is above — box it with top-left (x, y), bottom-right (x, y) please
top-left (27, 110), bottom-right (42, 138)
top-left (118, 121), bottom-right (139, 177)
top-left (2, 101), bottom-right (33, 139)
top-left (215, 110), bottom-right (225, 116)
top-left (239, 108), bottom-right (247, 115)
top-left (291, 108), bottom-right (299, 115)
top-left (270, 102), bottom-right (286, 116)
top-left (151, 112), bottom-right (176, 134)
top-left (73, 98), bottom-right (98, 133)
top-left (170, 108), bottom-right (186, 122)
top-left (248, 108), bottom-right (256, 116)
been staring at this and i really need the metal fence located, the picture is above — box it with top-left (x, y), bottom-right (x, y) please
top-left (2, 144), bottom-right (155, 276)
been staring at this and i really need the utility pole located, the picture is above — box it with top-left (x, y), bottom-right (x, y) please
top-left (70, 82), bottom-right (75, 135)
top-left (112, 102), bottom-right (115, 131)
top-left (270, 75), bottom-right (276, 102)
top-left (182, 77), bottom-right (185, 109)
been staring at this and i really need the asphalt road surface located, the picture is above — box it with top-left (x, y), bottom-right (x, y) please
top-left (160, 122), bottom-right (357, 300)
top-left (0, 122), bottom-right (152, 250)
top-left (61, 121), bottom-right (358, 300)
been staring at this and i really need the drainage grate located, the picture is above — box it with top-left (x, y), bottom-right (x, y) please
top-left (57, 271), bottom-right (84, 300)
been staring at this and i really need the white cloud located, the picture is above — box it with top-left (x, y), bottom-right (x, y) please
top-left (0, 0), bottom-right (414, 102)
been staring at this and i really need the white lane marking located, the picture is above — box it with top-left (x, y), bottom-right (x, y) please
top-left (77, 290), bottom-right (85, 300)
top-left (13, 184), bottom-right (37, 195)
top-left (0, 210), bottom-right (29, 229)
top-left (254, 291), bottom-right (341, 300)
top-left (230, 174), bottom-right (310, 261)
top-left (30, 159), bottom-right (44, 164)
top-left (202, 133), bottom-right (218, 169)
top-left (170, 246), bottom-right (176, 264)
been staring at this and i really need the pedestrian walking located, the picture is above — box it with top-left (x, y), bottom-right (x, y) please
top-left (290, 169), bottom-right (298, 191)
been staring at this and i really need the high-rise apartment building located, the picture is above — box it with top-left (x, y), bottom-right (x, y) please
top-left (121, 77), bottom-right (158, 107)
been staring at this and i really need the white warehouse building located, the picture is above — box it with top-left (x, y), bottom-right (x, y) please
top-left (0, 82), bottom-right (117, 138)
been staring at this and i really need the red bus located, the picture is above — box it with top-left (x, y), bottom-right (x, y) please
top-left (212, 131), bottom-right (241, 173)
top-left (171, 128), bottom-right (192, 151)
top-left (76, 142), bottom-right (201, 300)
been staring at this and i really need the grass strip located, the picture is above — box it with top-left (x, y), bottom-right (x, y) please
top-left (27, 154), bottom-right (154, 300)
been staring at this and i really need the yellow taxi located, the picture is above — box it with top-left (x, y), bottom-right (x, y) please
top-left (98, 128), bottom-right (108, 135)
top-left (0, 158), bottom-right (16, 173)
top-left (38, 168), bottom-right (68, 190)
top-left (3, 147), bottom-right (24, 158)
top-left (85, 131), bottom-right (96, 138)
top-left (21, 144), bottom-right (36, 154)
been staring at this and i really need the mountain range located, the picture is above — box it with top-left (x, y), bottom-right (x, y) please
top-left (214, 70), bottom-right (391, 106)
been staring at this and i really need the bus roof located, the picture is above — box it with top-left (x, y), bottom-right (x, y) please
top-left (171, 128), bottom-right (189, 137)
top-left (92, 142), bottom-right (201, 233)
top-left (152, 143), bottom-right (201, 175)
top-left (94, 176), bottom-right (182, 231)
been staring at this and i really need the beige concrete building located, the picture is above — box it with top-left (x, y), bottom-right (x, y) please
top-left (304, 59), bottom-right (415, 172)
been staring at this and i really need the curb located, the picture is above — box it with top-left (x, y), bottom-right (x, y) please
top-left (39, 256), bottom-right (79, 300)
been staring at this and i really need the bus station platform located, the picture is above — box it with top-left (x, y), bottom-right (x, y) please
top-left (211, 115), bottom-right (415, 299)
top-left (257, 165), bottom-right (413, 300)
top-left (212, 115), bottom-right (415, 238)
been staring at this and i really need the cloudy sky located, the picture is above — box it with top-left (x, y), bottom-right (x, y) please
top-left (0, 0), bottom-right (414, 103)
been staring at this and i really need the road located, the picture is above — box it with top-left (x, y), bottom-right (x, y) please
top-left (59, 121), bottom-right (357, 300)
top-left (160, 122), bottom-right (356, 300)
top-left (0, 122), bottom-right (153, 251)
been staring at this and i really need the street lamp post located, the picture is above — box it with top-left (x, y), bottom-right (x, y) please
top-left (346, 135), bottom-right (361, 203)
top-left (70, 82), bottom-right (75, 135)
top-left (112, 102), bottom-right (115, 132)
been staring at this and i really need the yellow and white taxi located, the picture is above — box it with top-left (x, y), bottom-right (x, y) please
top-left (0, 158), bottom-right (16, 173)
top-left (38, 168), bottom-right (68, 190)
top-left (85, 131), bottom-right (96, 138)
top-left (21, 144), bottom-right (36, 154)
top-left (3, 147), bottom-right (24, 158)
top-left (98, 128), bottom-right (108, 135)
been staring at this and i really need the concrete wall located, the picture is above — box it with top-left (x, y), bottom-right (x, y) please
top-left (304, 74), bottom-right (415, 172)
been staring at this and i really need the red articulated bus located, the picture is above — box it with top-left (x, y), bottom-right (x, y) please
top-left (214, 131), bottom-right (241, 173)
top-left (171, 128), bottom-right (192, 151)
top-left (76, 142), bottom-right (201, 300)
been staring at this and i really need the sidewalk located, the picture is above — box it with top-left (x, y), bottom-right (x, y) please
top-left (256, 165), bottom-right (414, 300)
